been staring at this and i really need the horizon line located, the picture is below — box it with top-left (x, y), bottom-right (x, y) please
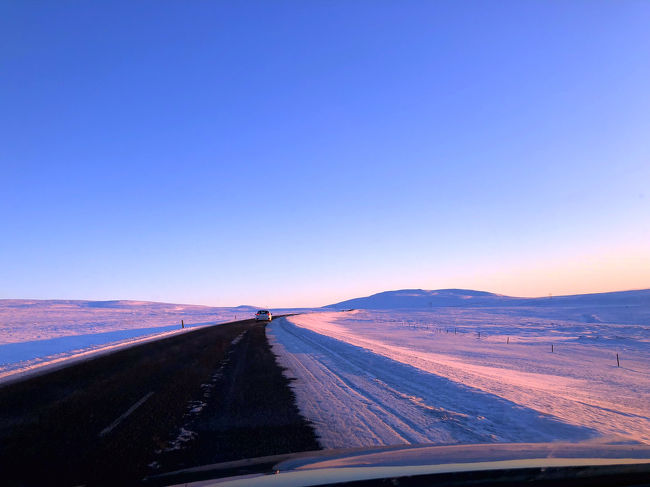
top-left (2, 286), bottom-right (649, 309)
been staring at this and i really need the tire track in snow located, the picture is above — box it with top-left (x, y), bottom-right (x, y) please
top-left (293, 314), bottom-right (650, 444)
top-left (275, 337), bottom-right (399, 445)
top-left (276, 318), bottom-right (461, 444)
top-left (269, 317), bottom-right (597, 449)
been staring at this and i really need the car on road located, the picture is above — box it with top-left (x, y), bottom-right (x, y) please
top-left (255, 310), bottom-right (272, 321)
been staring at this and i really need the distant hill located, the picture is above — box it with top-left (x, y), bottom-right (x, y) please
top-left (326, 288), bottom-right (650, 309)
top-left (0, 299), bottom-right (261, 312)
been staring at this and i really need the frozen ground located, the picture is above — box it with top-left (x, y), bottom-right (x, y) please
top-left (268, 306), bottom-right (650, 448)
top-left (326, 289), bottom-right (650, 327)
top-left (0, 299), bottom-right (308, 382)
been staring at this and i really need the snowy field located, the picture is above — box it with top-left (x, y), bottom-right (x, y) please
top-left (269, 307), bottom-right (650, 448)
top-left (0, 299), bottom-right (304, 382)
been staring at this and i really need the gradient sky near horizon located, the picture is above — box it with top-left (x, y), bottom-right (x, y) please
top-left (2, 1), bottom-right (649, 307)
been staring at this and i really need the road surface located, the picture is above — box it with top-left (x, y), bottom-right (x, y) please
top-left (0, 318), bottom-right (318, 486)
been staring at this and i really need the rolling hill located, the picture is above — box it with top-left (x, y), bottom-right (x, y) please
top-left (326, 288), bottom-right (650, 309)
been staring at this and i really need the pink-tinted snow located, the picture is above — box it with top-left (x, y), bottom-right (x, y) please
top-left (0, 299), bottom-right (309, 382)
top-left (269, 308), bottom-right (650, 447)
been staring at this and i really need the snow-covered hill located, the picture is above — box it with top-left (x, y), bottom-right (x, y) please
top-left (327, 288), bottom-right (650, 311)
top-left (327, 289), bottom-right (511, 309)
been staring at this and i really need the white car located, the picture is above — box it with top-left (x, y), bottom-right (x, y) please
top-left (255, 310), bottom-right (272, 321)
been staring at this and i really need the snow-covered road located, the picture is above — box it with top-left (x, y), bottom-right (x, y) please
top-left (269, 317), bottom-right (596, 449)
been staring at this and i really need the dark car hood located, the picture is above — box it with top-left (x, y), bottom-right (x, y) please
top-left (151, 439), bottom-right (650, 486)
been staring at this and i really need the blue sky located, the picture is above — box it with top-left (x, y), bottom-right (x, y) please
top-left (2, 1), bottom-right (649, 307)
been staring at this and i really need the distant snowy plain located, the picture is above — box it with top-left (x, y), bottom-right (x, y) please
top-left (269, 304), bottom-right (650, 448)
top-left (0, 300), bottom-right (302, 382)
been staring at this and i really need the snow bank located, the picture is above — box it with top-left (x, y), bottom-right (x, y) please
top-left (269, 306), bottom-right (650, 447)
top-left (0, 299), bottom-right (313, 382)
top-left (0, 299), bottom-right (256, 345)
